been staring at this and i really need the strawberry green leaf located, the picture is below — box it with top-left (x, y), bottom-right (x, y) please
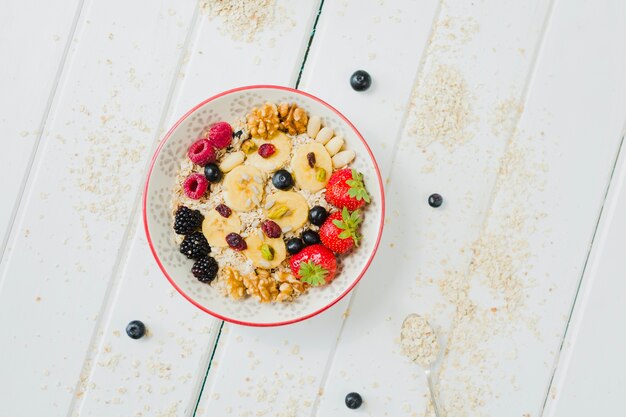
top-left (345, 170), bottom-right (371, 203)
top-left (299, 261), bottom-right (328, 287)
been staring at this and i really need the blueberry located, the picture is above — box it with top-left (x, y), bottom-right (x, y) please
top-left (308, 206), bottom-right (328, 226)
top-left (233, 130), bottom-right (243, 139)
top-left (301, 230), bottom-right (321, 246)
top-left (272, 169), bottom-right (293, 190)
top-left (428, 193), bottom-right (443, 208)
top-left (204, 163), bottom-right (223, 183)
top-left (345, 392), bottom-right (363, 409)
top-left (126, 320), bottom-right (146, 339)
top-left (350, 70), bottom-right (371, 91)
top-left (285, 238), bottom-right (305, 255)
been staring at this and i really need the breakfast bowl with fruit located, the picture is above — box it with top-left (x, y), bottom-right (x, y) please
top-left (143, 86), bottom-right (384, 326)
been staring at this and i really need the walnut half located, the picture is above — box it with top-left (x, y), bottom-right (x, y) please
top-left (278, 102), bottom-right (308, 135)
top-left (247, 102), bottom-right (279, 139)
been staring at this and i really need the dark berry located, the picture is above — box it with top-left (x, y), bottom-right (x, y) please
top-left (179, 231), bottom-right (211, 260)
top-left (126, 320), bottom-right (146, 339)
top-left (350, 70), bottom-right (371, 91)
top-left (225, 233), bottom-right (247, 251)
top-left (308, 206), bottom-right (328, 226)
top-left (174, 206), bottom-right (203, 235)
top-left (285, 237), bottom-right (305, 255)
top-left (302, 230), bottom-right (321, 246)
top-left (258, 143), bottom-right (276, 158)
top-left (261, 220), bottom-right (282, 238)
top-left (215, 203), bottom-right (232, 218)
top-left (428, 193), bottom-right (443, 208)
top-left (191, 256), bottom-right (218, 283)
top-left (204, 163), bottom-right (223, 183)
top-left (307, 152), bottom-right (316, 168)
top-left (345, 392), bottom-right (363, 409)
top-left (272, 169), bottom-right (293, 190)
top-left (233, 130), bottom-right (243, 139)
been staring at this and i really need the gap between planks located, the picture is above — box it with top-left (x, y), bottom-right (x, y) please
top-left (539, 125), bottom-right (626, 417)
top-left (191, 0), bottom-right (327, 412)
top-left (0, 0), bottom-right (86, 267)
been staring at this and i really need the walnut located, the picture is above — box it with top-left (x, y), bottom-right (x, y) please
top-left (274, 270), bottom-right (308, 302)
top-left (247, 102), bottom-right (279, 139)
top-left (223, 267), bottom-right (246, 300)
top-left (277, 102), bottom-right (308, 135)
top-left (243, 269), bottom-right (279, 303)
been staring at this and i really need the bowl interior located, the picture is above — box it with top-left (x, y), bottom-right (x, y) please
top-left (144, 86), bottom-right (383, 326)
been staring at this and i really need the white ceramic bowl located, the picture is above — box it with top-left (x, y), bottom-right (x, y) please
top-left (143, 86), bottom-right (384, 326)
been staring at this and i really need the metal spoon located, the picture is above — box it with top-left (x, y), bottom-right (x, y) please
top-left (400, 313), bottom-right (442, 417)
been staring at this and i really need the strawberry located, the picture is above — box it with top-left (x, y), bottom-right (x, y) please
top-left (325, 169), bottom-right (371, 210)
top-left (319, 207), bottom-right (362, 254)
top-left (289, 244), bottom-right (337, 287)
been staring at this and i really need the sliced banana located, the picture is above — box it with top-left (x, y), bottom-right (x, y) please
top-left (245, 132), bottom-right (292, 172)
top-left (202, 209), bottom-right (242, 248)
top-left (223, 165), bottom-right (265, 212)
top-left (291, 143), bottom-right (332, 192)
top-left (263, 190), bottom-right (309, 231)
top-left (243, 231), bottom-right (287, 269)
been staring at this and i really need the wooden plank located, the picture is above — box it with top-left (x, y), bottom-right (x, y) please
top-left (313, 0), bottom-right (562, 415)
top-left (0, 0), bottom-right (82, 253)
top-left (543, 145), bottom-right (626, 414)
top-left (72, 2), bottom-right (322, 416)
top-left (195, 1), bottom-right (441, 415)
top-left (0, 1), bottom-right (197, 416)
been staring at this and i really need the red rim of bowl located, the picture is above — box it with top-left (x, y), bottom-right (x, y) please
top-left (143, 85), bottom-right (386, 327)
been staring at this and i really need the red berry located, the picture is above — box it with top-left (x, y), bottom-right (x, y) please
top-left (187, 139), bottom-right (216, 165)
top-left (225, 233), bottom-right (246, 251)
top-left (261, 220), bottom-right (281, 238)
top-left (290, 244), bottom-right (337, 286)
top-left (258, 143), bottom-right (276, 158)
top-left (319, 208), bottom-right (361, 254)
top-left (208, 122), bottom-right (232, 149)
top-left (183, 173), bottom-right (209, 200)
top-left (215, 204), bottom-right (232, 218)
top-left (325, 169), bottom-right (371, 210)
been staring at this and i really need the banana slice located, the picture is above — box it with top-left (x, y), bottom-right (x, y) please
top-left (264, 191), bottom-right (309, 232)
top-left (223, 165), bottom-right (265, 212)
top-left (245, 132), bottom-right (292, 172)
top-left (243, 230), bottom-right (287, 269)
top-left (291, 143), bottom-right (332, 192)
top-left (202, 209), bottom-right (242, 248)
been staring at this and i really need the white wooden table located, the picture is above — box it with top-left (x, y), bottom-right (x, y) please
top-left (2, 1), bottom-right (625, 416)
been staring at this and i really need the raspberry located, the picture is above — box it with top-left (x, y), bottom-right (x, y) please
top-left (179, 231), bottom-right (211, 260)
top-left (187, 139), bottom-right (216, 165)
top-left (215, 204), bottom-right (232, 218)
top-left (208, 122), bottom-right (232, 149)
top-left (261, 220), bottom-right (281, 238)
top-left (225, 233), bottom-right (246, 251)
top-left (191, 256), bottom-right (218, 283)
top-left (183, 173), bottom-right (209, 199)
top-left (258, 143), bottom-right (276, 158)
top-left (173, 206), bottom-right (203, 235)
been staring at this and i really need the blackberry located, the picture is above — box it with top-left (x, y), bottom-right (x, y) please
top-left (180, 231), bottom-right (211, 260)
top-left (192, 256), bottom-right (219, 283)
top-left (174, 206), bottom-right (203, 235)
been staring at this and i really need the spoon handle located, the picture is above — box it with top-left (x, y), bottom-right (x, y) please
top-left (424, 369), bottom-right (442, 417)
